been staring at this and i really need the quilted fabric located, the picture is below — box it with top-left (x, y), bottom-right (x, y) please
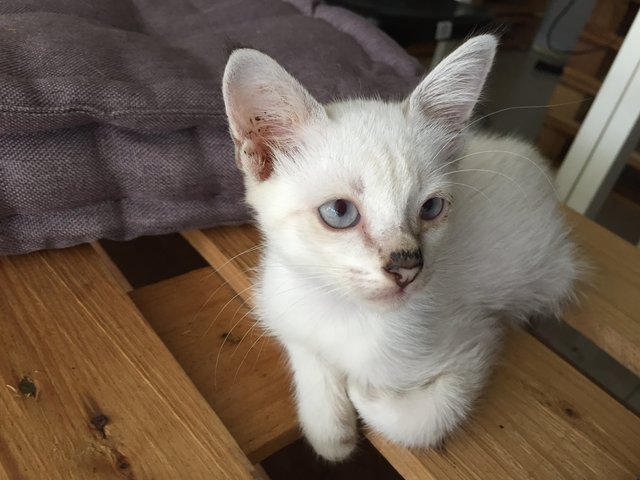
top-left (0, 0), bottom-right (422, 254)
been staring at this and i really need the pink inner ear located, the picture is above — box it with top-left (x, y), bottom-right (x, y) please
top-left (246, 118), bottom-right (278, 181)
top-left (231, 104), bottom-right (292, 181)
top-left (226, 89), bottom-right (273, 180)
top-left (223, 50), bottom-right (326, 182)
top-left (231, 133), bottom-right (273, 182)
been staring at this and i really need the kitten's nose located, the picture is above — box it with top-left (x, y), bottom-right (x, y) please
top-left (383, 249), bottom-right (423, 288)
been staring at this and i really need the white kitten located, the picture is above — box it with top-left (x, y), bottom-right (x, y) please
top-left (222, 35), bottom-right (578, 461)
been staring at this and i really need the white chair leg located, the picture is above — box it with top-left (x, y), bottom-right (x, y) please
top-left (556, 11), bottom-right (640, 218)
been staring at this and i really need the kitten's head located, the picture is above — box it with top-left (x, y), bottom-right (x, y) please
top-left (222, 36), bottom-right (496, 306)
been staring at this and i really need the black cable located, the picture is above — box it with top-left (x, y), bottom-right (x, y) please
top-left (545, 0), bottom-right (610, 56)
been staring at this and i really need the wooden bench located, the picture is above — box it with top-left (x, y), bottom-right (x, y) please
top-left (1, 207), bottom-right (639, 478)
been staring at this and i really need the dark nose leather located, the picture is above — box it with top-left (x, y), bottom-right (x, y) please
top-left (384, 249), bottom-right (423, 287)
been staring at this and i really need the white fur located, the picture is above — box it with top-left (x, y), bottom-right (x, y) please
top-left (222, 35), bottom-right (578, 461)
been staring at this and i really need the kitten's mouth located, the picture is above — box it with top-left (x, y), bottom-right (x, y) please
top-left (368, 287), bottom-right (406, 303)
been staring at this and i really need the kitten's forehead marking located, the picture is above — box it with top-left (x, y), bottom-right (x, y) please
top-left (351, 179), bottom-right (364, 196)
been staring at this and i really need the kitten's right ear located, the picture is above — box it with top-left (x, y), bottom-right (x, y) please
top-left (222, 49), bottom-right (326, 182)
top-left (407, 35), bottom-right (497, 130)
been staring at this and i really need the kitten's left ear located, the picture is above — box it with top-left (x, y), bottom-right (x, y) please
top-left (408, 35), bottom-right (497, 129)
top-left (223, 49), bottom-right (326, 182)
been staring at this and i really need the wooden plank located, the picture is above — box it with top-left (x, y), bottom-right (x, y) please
top-left (129, 267), bottom-right (298, 463)
top-left (566, 40), bottom-right (613, 80)
top-left (181, 226), bottom-right (261, 304)
top-left (563, 208), bottom-right (640, 376)
top-left (582, 27), bottom-right (624, 51)
top-left (90, 241), bottom-right (133, 292)
top-left (544, 111), bottom-right (580, 137)
top-left (368, 327), bottom-right (640, 480)
top-left (587, 0), bottom-right (630, 38)
top-left (185, 225), bottom-right (262, 275)
top-left (563, 67), bottom-right (602, 97)
top-left (547, 83), bottom-right (590, 128)
top-left (185, 220), bottom-right (640, 477)
top-left (0, 246), bottom-right (254, 479)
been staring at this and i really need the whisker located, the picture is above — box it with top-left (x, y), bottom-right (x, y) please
top-left (229, 310), bottom-right (259, 359)
top-left (440, 181), bottom-right (491, 203)
top-left (442, 168), bottom-right (529, 204)
top-left (233, 330), bottom-right (267, 383)
top-left (429, 97), bottom-right (594, 169)
top-left (434, 149), bottom-right (557, 195)
top-left (202, 243), bottom-right (266, 281)
top-left (221, 300), bottom-right (256, 342)
top-left (203, 284), bottom-right (255, 342)
top-left (192, 272), bottom-right (240, 324)
top-left (189, 243), bottom-right (265, 323)
top-left (252, 334), bottom-right (269, 370)
top-left (271, 277), bottom-right (352, 308)
top-left (192, 262), bottom-right (356, 343)
top-left (469, 98), bottom-right (594, 132)
top-left (214, 299), bottom-right (256, 388)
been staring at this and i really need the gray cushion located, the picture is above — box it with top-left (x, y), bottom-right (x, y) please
top-left (0, 0), bottom-right (422, 254)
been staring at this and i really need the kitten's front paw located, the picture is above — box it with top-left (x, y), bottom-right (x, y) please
top-left (306, 430), bottom-right (358, 462)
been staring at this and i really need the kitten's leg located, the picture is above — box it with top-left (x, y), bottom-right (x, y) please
top-left (286, 344), bottom-right (358, 461)
top-left (348, 372), bottom-right (485, 448)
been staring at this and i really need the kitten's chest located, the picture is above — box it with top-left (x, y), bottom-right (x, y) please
top-left (260, 271), bottom-right (397, 382)
top-left (307, 318), bottom-right (385, 379)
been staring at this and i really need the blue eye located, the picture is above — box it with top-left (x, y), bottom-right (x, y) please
top-left (420, 197), bottom-right (446, 221)
top-left (318, 199), bottom-right (360, 229)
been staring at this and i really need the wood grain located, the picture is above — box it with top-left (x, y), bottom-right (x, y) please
top-left (563, 67), bottom-right (602, 97)
top-left (563, 208), bottom-right (640, 376)
top-left (183, 216), bottom-right (640, 478)
top-left (368, 328), bottom-right (640, 480)
top-left (544, 111), bottom-right (581, 137)
top-left (0, 246), bottom-right (254, 479)
top-left (90, 241), bottom-right (133, 292)
top-left (130, 267), bottom-right (298, 463)
top-left (548, 83), bottom-right (589, 123)
top-left (181, 226), bottom-right (261, 304)
top-left (582, 27), bottom-right (624, 51)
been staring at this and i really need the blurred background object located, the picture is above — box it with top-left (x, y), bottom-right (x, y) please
top-left (331, 0), bottom-right (640, 248)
